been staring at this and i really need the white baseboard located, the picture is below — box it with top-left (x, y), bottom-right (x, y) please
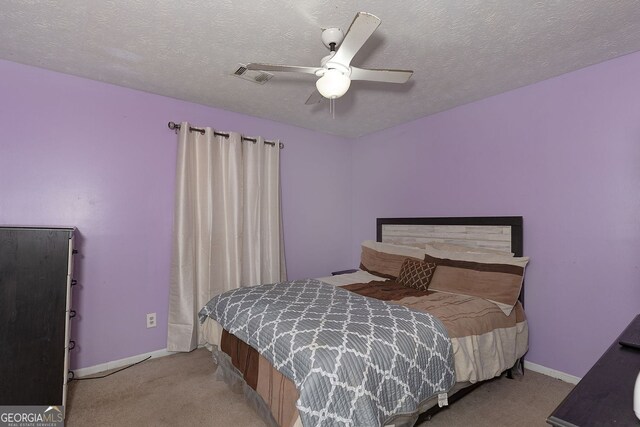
top-left (74, 348), bottom-right (581, 386)
top-left (73, 348), bottom-right (176, 378)
top-left (524, 361), bottom-right (581, 385)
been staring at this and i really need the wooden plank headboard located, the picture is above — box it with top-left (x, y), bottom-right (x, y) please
top-left (376, 216), bottom-right (523, 257)
top-left (376, 216), bottom-right (524, 304)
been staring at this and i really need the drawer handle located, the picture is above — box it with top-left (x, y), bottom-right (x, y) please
top-left (71, 279), bottom-right (78, 286)
top-left (69, 310), bottom-right (77, 319)
top-left (69, 340), bottom-right (76, 350)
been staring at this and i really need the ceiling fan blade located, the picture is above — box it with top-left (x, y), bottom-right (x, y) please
top-left (349, 67), bottom-right (413, 83)
top-left (305, 89), bottom-right (324, 105)
top-left (246, 63), bottom-right (321, 75)
top-left (331, 12), bottom-right (381, 67)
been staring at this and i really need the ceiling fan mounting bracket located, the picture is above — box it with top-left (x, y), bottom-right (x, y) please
top-left (321, 28), bottom-right (344, 50)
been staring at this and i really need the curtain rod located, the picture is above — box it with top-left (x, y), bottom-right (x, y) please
top-left (167, 122), bottom-right (283, 149)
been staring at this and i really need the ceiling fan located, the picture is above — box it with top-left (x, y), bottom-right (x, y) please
top-left (246, 12), bottom-right (414, 105)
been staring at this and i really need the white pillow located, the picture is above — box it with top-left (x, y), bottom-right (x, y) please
top-left (424, 245), bottom-right (524, 264)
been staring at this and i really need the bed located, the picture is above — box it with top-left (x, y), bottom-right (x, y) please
top-left (198, 216), bottom-right (528, 427)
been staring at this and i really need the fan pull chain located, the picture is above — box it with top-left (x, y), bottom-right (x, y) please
top-left (330, 98), bottom-right (335, 119)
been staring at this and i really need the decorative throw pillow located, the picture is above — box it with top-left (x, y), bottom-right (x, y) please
top-left (396, 258), bottom-right (437, 291)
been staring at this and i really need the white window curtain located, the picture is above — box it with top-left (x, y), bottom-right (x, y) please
top-left (167, 122), bottom-right (287, 352)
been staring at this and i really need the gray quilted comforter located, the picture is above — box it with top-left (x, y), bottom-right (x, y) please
top-left (198, 279), bottom-right (455, 427)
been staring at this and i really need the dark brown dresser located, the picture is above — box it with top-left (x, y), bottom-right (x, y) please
top-left (0, 226), bottom-right (76, 408)
top-left (547, 314), bottom-right (640, 426)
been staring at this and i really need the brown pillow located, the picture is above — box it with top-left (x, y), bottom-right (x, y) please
top-left (397, 258), bottom-right (437, 291)
top-left (425, 253), bottom-right (528, 315)
top-left (359, 242), bottom-right (424, 279)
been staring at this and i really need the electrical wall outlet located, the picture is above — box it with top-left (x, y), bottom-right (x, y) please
top-left (146, 312), bottom-right (156, 328)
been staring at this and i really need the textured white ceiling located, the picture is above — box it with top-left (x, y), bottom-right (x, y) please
top-left (2, 1), bottom-right (640, 137)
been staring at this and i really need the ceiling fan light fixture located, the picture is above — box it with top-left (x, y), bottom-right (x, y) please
top-left (316, 69), bottom-right (351, 99)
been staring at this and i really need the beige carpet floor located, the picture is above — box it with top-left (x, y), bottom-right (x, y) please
top-left (66, 348), bottom-right (573, 427)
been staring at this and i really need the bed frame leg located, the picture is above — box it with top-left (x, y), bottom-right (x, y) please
top-left (506, 357), bottom-right (525, 380)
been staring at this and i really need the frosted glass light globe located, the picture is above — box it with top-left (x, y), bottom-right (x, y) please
top-left (316, 69), bottom-right (351, 99)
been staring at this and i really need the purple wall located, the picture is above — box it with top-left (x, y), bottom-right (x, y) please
top-left (2, 50), bottom-right (639, 377)
top-left (0, 59), bottom-right (352, 369)
top-left (351, 51), bottom-right (640, 377)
